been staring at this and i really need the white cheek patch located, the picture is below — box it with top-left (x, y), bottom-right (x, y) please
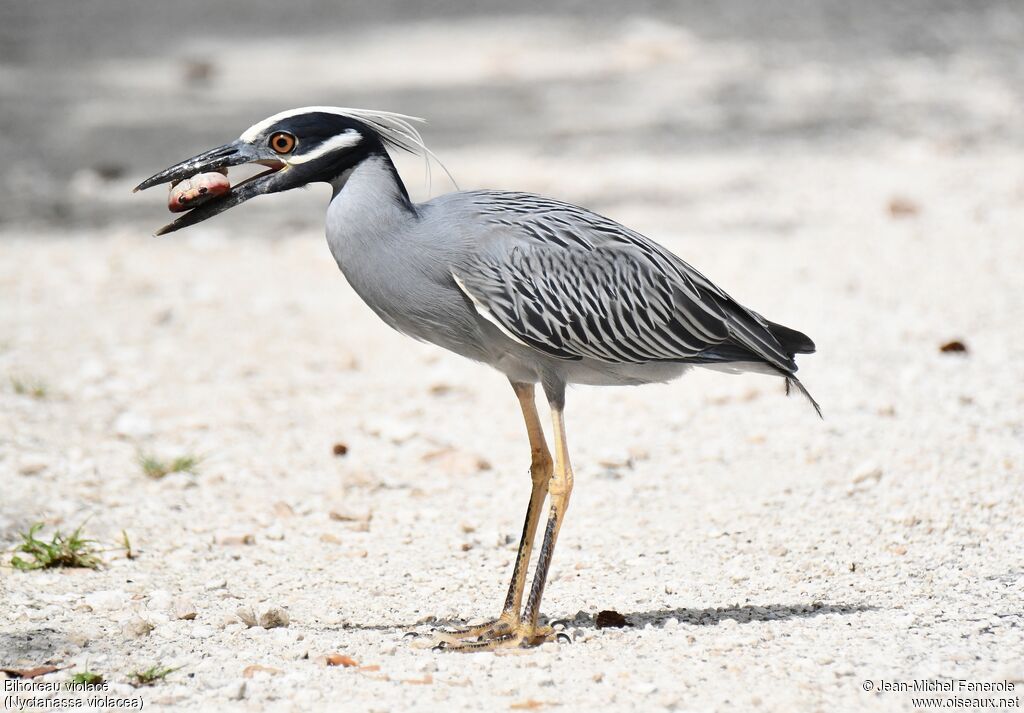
top-left (287, 130), bottom-right (363, 164)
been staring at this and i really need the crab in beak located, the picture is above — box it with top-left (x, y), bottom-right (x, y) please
top-left (133, 140), bottom-right (289, 236)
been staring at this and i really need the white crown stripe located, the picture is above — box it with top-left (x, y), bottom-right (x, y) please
top-left (239, 106), bottom-right (424, 143)
top-left (238, 106), bottom-right (455, 188)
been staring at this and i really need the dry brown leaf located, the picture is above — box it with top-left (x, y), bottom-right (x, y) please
top-left (1, 665), bottom-right (60, 679)
top-left (243, 664), bottom-right (283, 678)
top-left (329, 510), bottom-right (371, 523)
top-left (216, 533), bottom-right (255, 546)
top-left (888, 196), bottom-right (920, 218)
top-left (325, 654), bottom-right (358, 667)
top-left (939, 340), bottom-right (968, 354)
top-left (595, 609), bottom-right (629, 628)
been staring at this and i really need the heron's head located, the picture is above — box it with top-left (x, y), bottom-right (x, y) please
top-left (134, 107), bottom-right (434, 235)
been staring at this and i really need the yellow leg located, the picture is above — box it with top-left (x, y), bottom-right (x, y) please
top-left (435, 382), bottom-right (552, 644)
top-left (438, 393), bottom-right (573, 652)
top-left (503, 382), bottom-right (555, 615)
top-left (521, 401), bottom-right (573, 632)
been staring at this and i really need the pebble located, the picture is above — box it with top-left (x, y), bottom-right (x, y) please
top-left (596, 449), bottom-right (633, 469)
top-left (215, 533), bottom-right (256, 546)
top-left (420, 448), bottom-right (491, 475)
top-left (84, 590), bottom-right (126, 612)
top-left (148, 590), bottom-right (173, 611)
top-left (851, 461), bottom-right (883, 485)
top-left (113, 411), bottom-right (152, 438)
top-left (259, 607), bottom-right (290, 629)
top-left (191, 624), bottom-right (215, 639)
top-left (18, 454), bottom-right (50, 475)
top-left (236, 607), bottom-right (258, 628)
top-left (121, 616), bottom-right (155, 638)
top-left (366, 418), bottom-right (418, 444)
top-left (173, 597), bottom-right (197, 620)
top-left (77, 359), bottom-right (108, 382)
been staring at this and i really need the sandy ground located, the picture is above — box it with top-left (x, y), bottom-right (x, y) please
top-left (3, 9), bottom-right (1024, 713)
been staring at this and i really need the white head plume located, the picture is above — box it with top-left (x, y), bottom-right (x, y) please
top-left (240, 106), bottom-right (456, 190)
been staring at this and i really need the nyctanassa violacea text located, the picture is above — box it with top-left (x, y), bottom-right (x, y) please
top-left (135, 107), bottom-right (819, 651)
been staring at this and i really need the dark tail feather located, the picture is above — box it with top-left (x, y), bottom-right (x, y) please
top-left (767, 320), bottom-right (816, 355)
top-left (766, 319), bottom-right (820, 417)
top-left (785, 375), bottom-right (822, 419)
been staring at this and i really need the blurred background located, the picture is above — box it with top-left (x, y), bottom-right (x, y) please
top-left (2, 0), bottom-right (1022, 228)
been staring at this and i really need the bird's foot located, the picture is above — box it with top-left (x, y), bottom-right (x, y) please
top-left (431, 617), bottom-right (555, 652)
top-left (434, 614), bottom-right (516, 642)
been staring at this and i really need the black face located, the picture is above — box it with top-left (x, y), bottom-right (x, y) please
top-left (256, 112), bottom-right (384, 185)
top-left (134, 111), bottom-right (385, 235)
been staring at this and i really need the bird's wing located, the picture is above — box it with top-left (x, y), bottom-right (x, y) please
top-left (451, 191), bottom-right (799, 372)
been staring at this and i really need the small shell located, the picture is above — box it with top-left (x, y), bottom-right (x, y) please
top-left (168, 171), bottom-right (231, 212)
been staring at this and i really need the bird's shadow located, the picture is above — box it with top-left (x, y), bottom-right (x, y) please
top-left (564, 602), bottom-right (875, 630)
top-left (334, 601), bottom-right (874, 634)
top-left (0, 627), bottom-right (68, 666)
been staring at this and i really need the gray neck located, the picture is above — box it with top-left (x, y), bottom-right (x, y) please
top-left (329, 151), bottom-right (413, 208)
top-left (326, 155), bottom-right (418, 246)
top-left (324, 153), bottom-right (423, 286)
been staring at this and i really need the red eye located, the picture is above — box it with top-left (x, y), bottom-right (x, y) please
top-left (270, 132), bottom-right (296, 154)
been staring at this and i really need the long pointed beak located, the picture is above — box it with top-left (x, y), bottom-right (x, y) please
top-left (134, 140), bottom-right (287, 235)
top-left (134, 141), bottom-right (256, 192)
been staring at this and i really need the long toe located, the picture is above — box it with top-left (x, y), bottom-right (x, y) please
top-left (432, 615), bottom-right (516, 645)
top-left (432, 623), bottom-right (555, 653)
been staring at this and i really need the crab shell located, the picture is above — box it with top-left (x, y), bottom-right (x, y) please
top-left (168, 171), bottom-right (232, 213)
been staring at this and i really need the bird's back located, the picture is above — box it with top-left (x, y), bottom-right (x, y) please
top-left (432, 191), bottom-right (808, 353)
top-left (328, 170), bottom-right (817, 412)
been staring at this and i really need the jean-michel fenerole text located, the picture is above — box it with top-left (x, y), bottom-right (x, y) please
top-left (876, 680), bottom-right (1016, 694)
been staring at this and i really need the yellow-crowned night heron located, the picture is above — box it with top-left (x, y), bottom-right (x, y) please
top-left (135, 107), bottom-right (819, 651)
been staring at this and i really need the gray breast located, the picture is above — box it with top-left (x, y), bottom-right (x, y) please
top-left (324, 158), bottom-right (507, 367)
